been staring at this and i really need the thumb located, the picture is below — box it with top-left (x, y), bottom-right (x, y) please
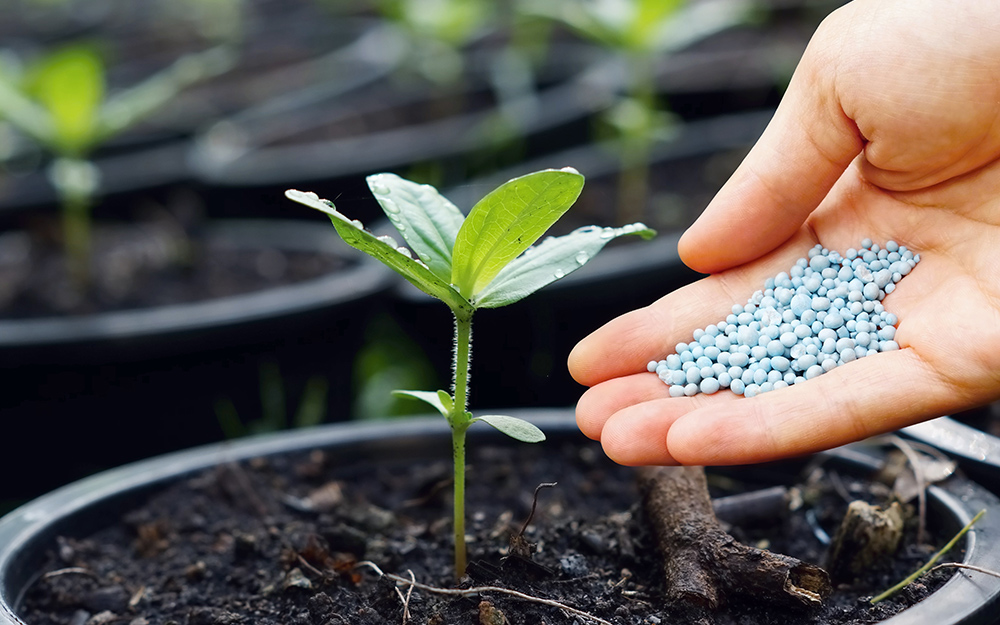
top-left (678, 14), bottom-right (865, 274)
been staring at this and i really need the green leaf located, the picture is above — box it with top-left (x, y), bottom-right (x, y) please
top-left (630, 0), bottom-right (686, 48)
top-left (475, 222), bottom-right (656, 308)
top-left (451, 168), bottom-right (584, 299)
top-left (285, 189), bottom-right (473, 314)
top-left (473, 415), bottom-right (546, 443)
top-left (0, 69), bottom-right (54, 144)
top-left (366, 173), bottom-right (465, 282)
top-left (26, 45), bottom-right (104, 156)
top-left (391, 389), bottom-right (452, 417)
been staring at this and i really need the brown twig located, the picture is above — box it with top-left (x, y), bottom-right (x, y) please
top-left (519, 482), bottom-right (557, 537)
top-left (638, 465), bottom-right (832, 610)
top-left (355, 561), bottom-right (612, 625)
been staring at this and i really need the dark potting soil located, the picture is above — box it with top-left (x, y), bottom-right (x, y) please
top-left (0, 214), bottom-right (346, 319)
top-left (19, 439), bottom-right (953, 625)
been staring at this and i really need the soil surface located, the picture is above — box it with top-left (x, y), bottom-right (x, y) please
top-left (19, 438), bottom-right (955, 625)
top-left (0, 211), bottom-right (345, 319)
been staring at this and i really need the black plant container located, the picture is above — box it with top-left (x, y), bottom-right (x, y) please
top-left (904, 416), bottom-right (1000, 498)
top-left (0, 219), bottom-right (394, 504)
top-left (1, 412), bottom-right (998, 624)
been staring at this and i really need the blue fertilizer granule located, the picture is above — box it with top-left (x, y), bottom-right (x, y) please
top-left (648, 240), bottom-right (919, 398)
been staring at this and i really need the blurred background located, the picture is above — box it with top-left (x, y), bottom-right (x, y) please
top-left (0, 0), bottom-right (847, 510)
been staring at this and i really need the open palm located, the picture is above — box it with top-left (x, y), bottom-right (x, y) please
top-left (568, 0), bottom-right (1000, 466)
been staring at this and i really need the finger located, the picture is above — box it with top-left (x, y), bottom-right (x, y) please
top-left (677, 10), bottom-right (866, 274)
top-left (664, 348), bottom-right (954, 465)
top-left (597, 392), bottom-right (742, 466)
top-left (575, 373), bottom-right (670, 440)
top-left (568, 233), bottom-right (817, 387)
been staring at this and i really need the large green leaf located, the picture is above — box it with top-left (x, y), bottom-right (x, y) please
top-left (366, 173), bottom-right (465, 282)
top-left (286, 189), bottom-right (473, 314)
top-left (475, 222), bottom-right (656, 308)
top-left (473, 415), bottom-right (545, 443)
top-left (26, 45), bottom-right (104, 156)
top-left (451, 168), bottom-right (584, 299)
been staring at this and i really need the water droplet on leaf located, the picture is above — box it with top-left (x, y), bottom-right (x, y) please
top-left (381, 198), bottom-right (400, 214)
top-left (554, 269), bottom-right (565, 279)
top-left (575, 251), bottom-right (589, 265)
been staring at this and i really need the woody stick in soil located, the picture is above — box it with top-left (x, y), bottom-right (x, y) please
top-left (638, 465), bottom-right (832, 611)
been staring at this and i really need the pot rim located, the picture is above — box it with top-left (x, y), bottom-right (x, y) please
top-left (1, 411), bottom-right (998, 625)
top-left (0, 218), bottom-right (393, 347)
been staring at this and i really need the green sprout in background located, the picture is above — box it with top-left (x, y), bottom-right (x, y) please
top-left (0, 43), bottom-right (233, 286)
top-left (374, 0), bottom-right (495, 86)
top-left (527, 0), bottom-right (754, 222)
top-left (214, 361), bottom-right (329, 439)
top-left (288, 168), bottom-right (654, 578)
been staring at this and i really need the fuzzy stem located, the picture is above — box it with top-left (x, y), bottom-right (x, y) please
top-left (453, 310), bottom-right (473, 413)
top-left (449, 309), bottom-right (474, 579)
top-left (452, 423), bottom-right (468, 579)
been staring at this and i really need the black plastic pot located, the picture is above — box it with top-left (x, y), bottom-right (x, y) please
top-left (0, 218), bottom-right (394, 504)
top-left (187, 38), bottom-right (618, 193)
top-left (1, 412), bottom-right (998, 624)
top-left (0, 11), bottom-right (396, 215)
top-left (904, 417), bottom-right (1000, 497)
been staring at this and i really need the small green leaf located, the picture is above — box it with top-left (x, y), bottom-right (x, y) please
top-left (286, 189), bottom-right (473, 314)
top-left (452, 168), bottom-right (584, 299)
top-left (475, 222), bottom-right (656, 308)
top-left (473, 415), bottom-right (546, 443)
top-left (366, 173), bottom-right (465, 281)
top-left (392, 389), bottom-right (452, 417)
top-left (26, 45), bottom-right (104, 156)
top-left (630, 0), bottom-right (685, 48)
top-left (0, 70), bottom-right (54, 144)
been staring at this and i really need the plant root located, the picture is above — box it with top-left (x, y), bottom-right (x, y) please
top-left (637, 465), bottom-right (832, 611)
top-left (355, 561), bottom-right (612, 625)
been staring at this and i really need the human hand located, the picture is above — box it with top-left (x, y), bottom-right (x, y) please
top-left (568, 0), bottom-right (1000, 466)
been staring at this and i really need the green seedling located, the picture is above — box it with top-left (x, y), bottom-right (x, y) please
top-left (375, 0), bottom-right (494, 85)
top-left (287, 169), bottom-right (654, 578)
top-left (0, 43), bottom-right (234, 286)
top-left (525, 0), bottom-right (754, 222)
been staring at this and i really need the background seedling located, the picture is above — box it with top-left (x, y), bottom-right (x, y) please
top-left (526, 0), bottom-right (753, 222)
top-left (287, 168), bottom-right (654, 577)
top-left (0, 42), bottom-right (233, 286)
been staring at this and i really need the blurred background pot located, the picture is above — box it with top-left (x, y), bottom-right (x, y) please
top-left (0, 216), bottom-right (394, 506)
top-left (904, 415), bottom-right (1000, 498)
top-left (0, 1), bottom-right (395, 214)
